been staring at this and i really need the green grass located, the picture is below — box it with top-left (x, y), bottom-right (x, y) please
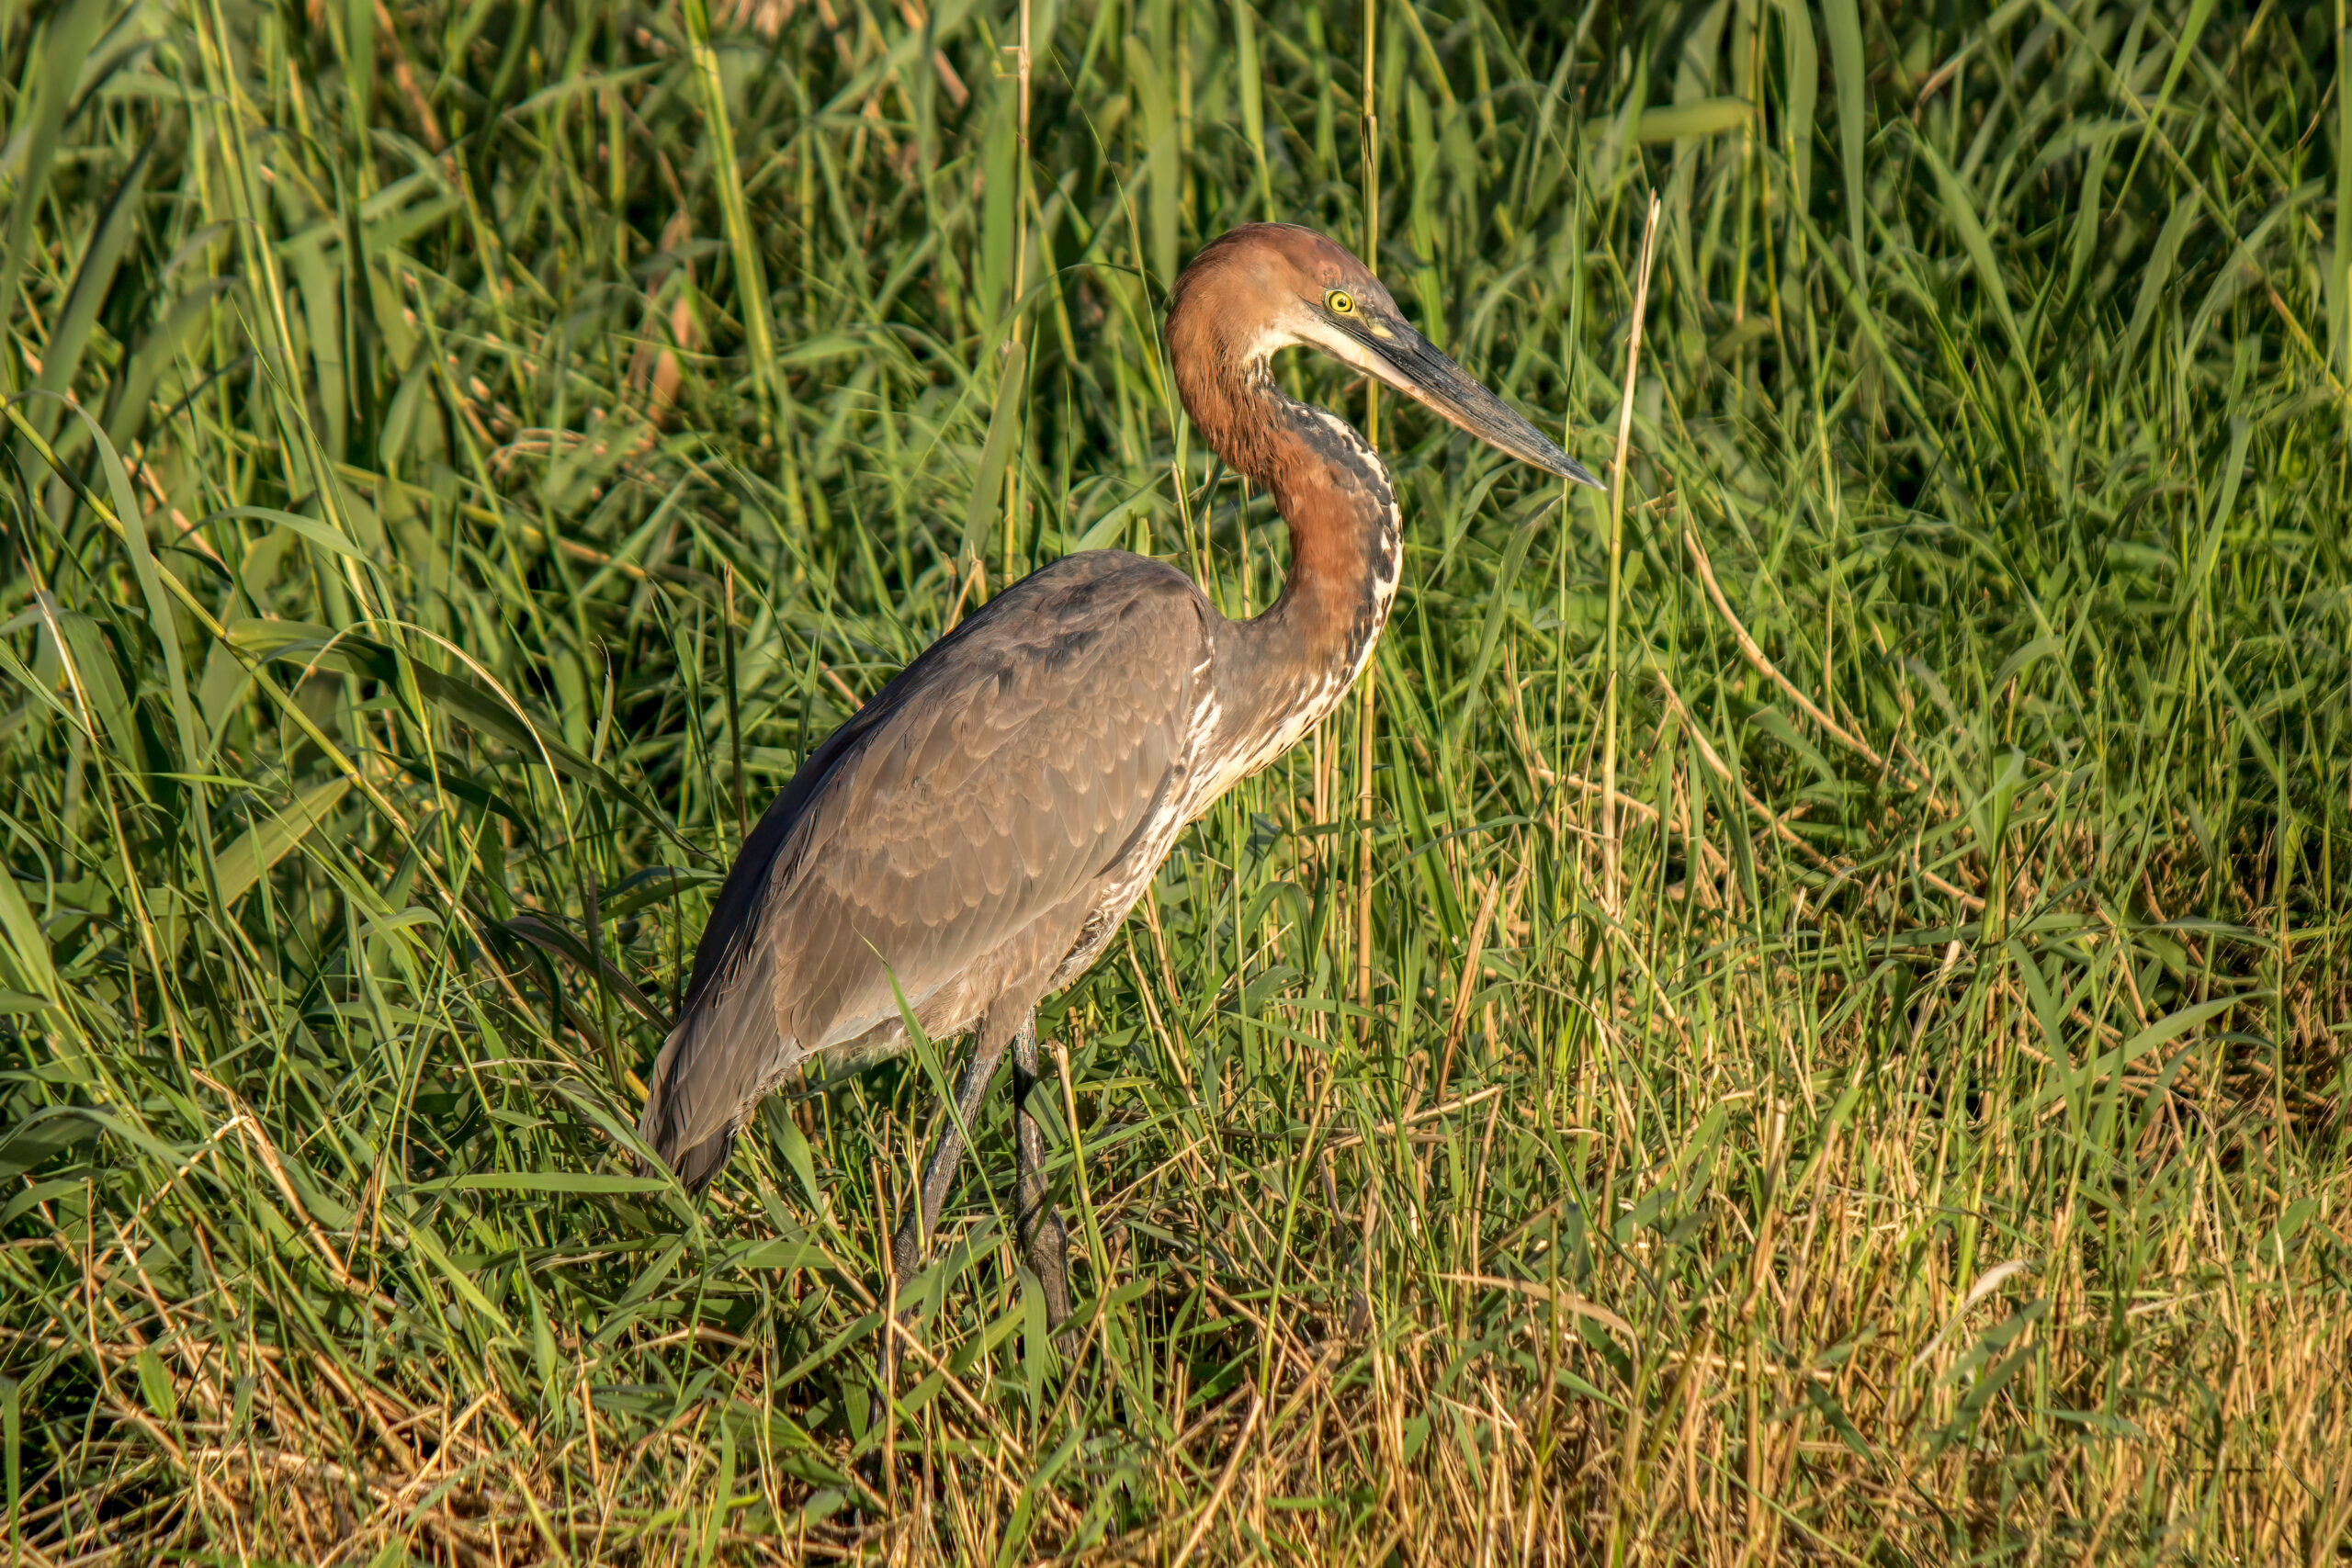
top-left (3, 0), bottom-right (2350, 1560)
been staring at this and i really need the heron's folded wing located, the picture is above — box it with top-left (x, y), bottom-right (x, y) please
top-left (639, 558), bottom-right (1207, 1181)
top-left (779, 563), bottom-right (1204, 1051)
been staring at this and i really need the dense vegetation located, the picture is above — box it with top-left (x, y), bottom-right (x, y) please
top-left (2, 0), bottom-right (2348, 1559)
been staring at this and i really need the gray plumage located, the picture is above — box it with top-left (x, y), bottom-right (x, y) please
top-left (640, 552), bottom-right (1210, 1189)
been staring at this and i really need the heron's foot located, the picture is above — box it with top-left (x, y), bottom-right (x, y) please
top-left (882, 1211), bottom-right (927, 1381)
top-left (888, 1208), bottom-right (924, 1299)
top-left (1012, 1029), bottom-right (1082, 1361)
top-left (1018, 1181), bottom-right (1078, 1338)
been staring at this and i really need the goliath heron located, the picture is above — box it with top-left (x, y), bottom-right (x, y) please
top-left (639, 222), bottom-right (1600, 1333)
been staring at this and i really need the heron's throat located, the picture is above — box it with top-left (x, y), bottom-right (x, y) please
top-left (1211, 367), bottom-right (1403, 777)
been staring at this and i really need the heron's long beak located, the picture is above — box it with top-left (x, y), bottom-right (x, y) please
top-left (1340, 312), bottom-right (1604, 491)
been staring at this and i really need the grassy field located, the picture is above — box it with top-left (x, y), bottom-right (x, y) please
top-left (2, 0), bottom-right (2349, 1560)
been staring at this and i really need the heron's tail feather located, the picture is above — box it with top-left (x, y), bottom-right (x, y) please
top-left (635, 936), bottom-right (786, 1196)
top-left (654, 1124), bottom-right (737, 1196)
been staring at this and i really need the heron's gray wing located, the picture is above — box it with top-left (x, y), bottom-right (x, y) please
top-left (639, 555), bottom-right (1207, 1188)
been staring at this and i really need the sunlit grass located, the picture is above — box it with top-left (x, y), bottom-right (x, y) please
top-left (1, 0), bottom-right (2348, 1562)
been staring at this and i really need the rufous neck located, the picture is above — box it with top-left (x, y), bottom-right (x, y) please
top-left (1248, 382), bottom-right (1400, 654)
top-left (1179, 357), bottom-right (1402, 775)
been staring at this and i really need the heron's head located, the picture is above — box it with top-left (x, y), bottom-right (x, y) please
top-left (1166, 222), bottom-right (1601, 491)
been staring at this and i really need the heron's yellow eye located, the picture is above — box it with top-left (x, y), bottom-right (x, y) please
top-left (1325, 288), bottom-right (1356, 315)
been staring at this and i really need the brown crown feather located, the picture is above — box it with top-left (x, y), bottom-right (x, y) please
top-left (1164, 223), bottom-right (1398, 485)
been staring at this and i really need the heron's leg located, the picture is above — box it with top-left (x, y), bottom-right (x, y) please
top-left (888, 1029), bottom-right (1012, 1294)
top-left (1011, 1013), bottom-right (1074, 1333)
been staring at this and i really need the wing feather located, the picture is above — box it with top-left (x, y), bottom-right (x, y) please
top-left (639, 554), bottom-right (1208, 1188)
